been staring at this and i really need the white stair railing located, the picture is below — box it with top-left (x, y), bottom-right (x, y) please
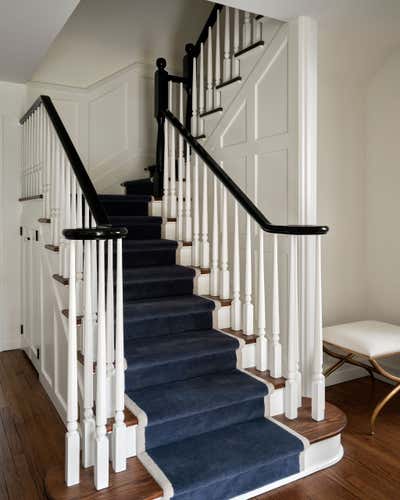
top-left (20, 96), bottom-right (128, 490)
top-left (162, 110), bottom-right (328, 423)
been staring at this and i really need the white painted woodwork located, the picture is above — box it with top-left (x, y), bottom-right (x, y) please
top-left (210, 176), bottom-right (219, 296)
top-left (206, 27), bottom-right (213, 111)
top-left (106, 240), bottom-right (115, 371)
top-left (169, 82), bottom-right (177, 223)
top-left (82, 237), bottom-right (95, 469)
top-left (112, 238), bottom-right (127, 472)
top-left (199, 43), bottom-right (205, 135)
top-left (191, 57), bottom-right (198, 137)
top-left (243, 12), bottom-right (252, 48)
top-left (242, 214), bottom-right (254, 335)
top-left (270, 234), bottom-right (282, 378)
top-left (65, 240), bottom-right (80, 486)
top-left (184, 143), bottom-right (192, 243)
top-left (162, 119), bottom-right (169, 221)
top-left (94, 240), bottom-right (109, 490)
top-left (285, 236), bottom-right (299, 419)
top-left (200, 162), bottom-right (210, 269)
top-left (58, 152), bottom-right (66, 277)
top-left (214, 11), bottom-right (221, 108)
top-left (192, 153), bottom-right (200, 266)
top-left (231, 201), bottom-right (241, 330)
top-left (223, 7), bottom-right (231, 82)
top-left (177, 83), bottom-right (184, 240)
top-left (219, 185), bottom-right (229, 299)
top-left (233, 9), bottom-right (240, 77)
top-left (311, 235), bottom-right (325, 421)
top-left (256, 227), bottom-right (267, 371)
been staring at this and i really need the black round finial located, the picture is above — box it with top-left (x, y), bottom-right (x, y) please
top-left (185, 43), bottom-right (195, 55)
top-left (156, 58), bottom-right (167, 70)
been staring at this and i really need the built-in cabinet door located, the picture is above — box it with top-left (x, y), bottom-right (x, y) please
top-left (21, 226), bottom-right (41, 368)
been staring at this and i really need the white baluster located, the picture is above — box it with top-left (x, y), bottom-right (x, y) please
top-left (191, 57), bottom-right (198, 137)
top-left (206, 27), bottom-right (213, 111)
top-left (256, 228), bottom-right (267, 371)
top-left (82, 235), bottom-right (95, 468)
top-left (90, 216), bottom-right (98, 317)
top-left (233, 9), bottom-right (240, 76)
top-left (65, 240), bottom-right (80, 486)
top-left (63, 160), bottom-right (71, 278)
top-left (200, 163), bottom-right (210, 269)
top-left (184, 143), bottom-right (192, 242)
top-left (58, 152), bottom-right (66, 276)
top-left (253, 15), bottom-right (262, 42)
top-left (169, 84), bottom-right (177, 224)
top-left (112, 237), bottom-right (127, 472)
top-left (210, 176), bottom-right (219, 296)
top-left (285, 235), bottom-right (300, 419)
top-left (220, 185), bottom-right (229, 299)
top-left (312, 235), bottom-right (325, 421)
top-left (223, 6), bottom-right (231, 81)
top-left (270, 234), bottom-right (282, 378)
top-left (177, 84), bottom-right (184, 240)
top-left (192, 154), bottom-right (200, 266)
top-left (163, 119), bottom-right (169, 221)
top-left (106, 239), bottom-right (114, 373)
top-left (231, 201), bottom-right (241, 330)
top-left (214, 10), bottom-right (221, 108)
top-left (243, 214), bottom-right (254, 334)
top-left (45, 115), bottom-right (52, 218)
top-left (199, 43), bottom-right (205, 135)
top-left (53, 139), bottom-right (61, 247)
top-left (94, 240), bottom-right (109, 490)
top-left (243, 12), bottom-right (251, 48)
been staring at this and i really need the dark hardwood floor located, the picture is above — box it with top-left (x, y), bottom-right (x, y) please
top-left (1, 350), bottom-right (400, 499)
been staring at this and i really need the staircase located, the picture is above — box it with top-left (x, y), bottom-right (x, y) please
top-left (18, 3), bottom-right (346, 500)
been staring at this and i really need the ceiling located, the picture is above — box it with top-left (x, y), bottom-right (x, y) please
top-left (0, 0), bottom-right (80, 83)
top-left (216, 0), bottom-right (400, 86)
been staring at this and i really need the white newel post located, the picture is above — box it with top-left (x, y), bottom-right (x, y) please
top-left (65, 240), bottom-right (80, 486)
top-left (231, 201), bottom-right (241, 330)
top-left (256, 228), bottom-right (267, 371)
top-left (285, 236), bottom-right (300, 419)
top-left (112, 237), bottom-right (127, 471)
top-left (94, 240), bottom-right (109, 490)
top-left (311, 235), bottom-right (325, 421)
top-left (270, 234), bottom-right (282, 378)
top-left (243, 214), bottom-right (254, 335)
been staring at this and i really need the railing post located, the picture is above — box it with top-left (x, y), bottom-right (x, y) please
top-left (154, 57), bottom-right (169, 198)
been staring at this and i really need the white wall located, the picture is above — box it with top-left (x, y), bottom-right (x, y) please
top-left (33, 0), bottom-right (211, 88)
top-left (318, 81), bottom-right (367, 326)
top-left (366, 48), bottom-right (400, 324)
top-left (0, 82), bottom-right (26, 351)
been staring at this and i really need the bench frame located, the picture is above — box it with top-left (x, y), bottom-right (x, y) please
top-left (323, 342), bottom-right (400, 434)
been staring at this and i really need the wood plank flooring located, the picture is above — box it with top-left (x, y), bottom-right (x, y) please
top-left (1, 350), bottom-right (400, 499)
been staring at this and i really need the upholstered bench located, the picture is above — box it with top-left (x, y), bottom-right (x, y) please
top-left (323, 320), bottom-right (400, 434)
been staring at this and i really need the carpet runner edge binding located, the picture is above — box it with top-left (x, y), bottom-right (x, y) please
top-left (100, 191), bottom-right (304, 500)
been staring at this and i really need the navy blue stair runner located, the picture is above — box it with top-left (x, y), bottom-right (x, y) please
top-left (99, 192), bottom-right (303, 499)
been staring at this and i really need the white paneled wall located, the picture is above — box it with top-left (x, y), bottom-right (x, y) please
top-left (27, 63), bottom-right (157, 194)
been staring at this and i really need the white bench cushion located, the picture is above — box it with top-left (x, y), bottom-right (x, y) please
top-left (323, 320), bottom-right (400, 358)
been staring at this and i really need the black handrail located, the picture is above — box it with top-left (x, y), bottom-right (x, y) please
top-left (20, 95), bottom-right (110, 228)
top-left (164, 110), bottom-right (328, 236)
top-left (192, 3), bottom-right (224, 58)
top-left (63, 227), bottom-right (128, 241)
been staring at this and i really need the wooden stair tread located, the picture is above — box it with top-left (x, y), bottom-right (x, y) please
top-left (274, 397), bottom-right (347, 444)
top-left (61, 309), bottom-right (83, 325)
top-left (223, 328), bottom-right (257, 345)
top-left (45, 457), bottom-right (162, 500)
top-left (199, 106), bottom-right (223, 118)
top-left (19, 194), bottom-right (43, 201)
top-left (207, 296), bottom-right (232, 307)
top-left (106, 407), bottom-right (138, 431)
top-left (45, 244), bottom-right (59, 252)
top-left (53, 274), bottom-right (69, 285)
top-left (246, 367), bottom-right (286, 389)
top-left (235, 40), bottom-right (265, 58)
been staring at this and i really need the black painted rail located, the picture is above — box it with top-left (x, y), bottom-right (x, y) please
top-left (164, 110), bottom-right (328, 236)
top-left (20, 95), bottom-right (111, 228)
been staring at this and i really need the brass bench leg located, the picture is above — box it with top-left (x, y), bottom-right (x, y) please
top-left (369, 358), bottom-right (400, 435)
